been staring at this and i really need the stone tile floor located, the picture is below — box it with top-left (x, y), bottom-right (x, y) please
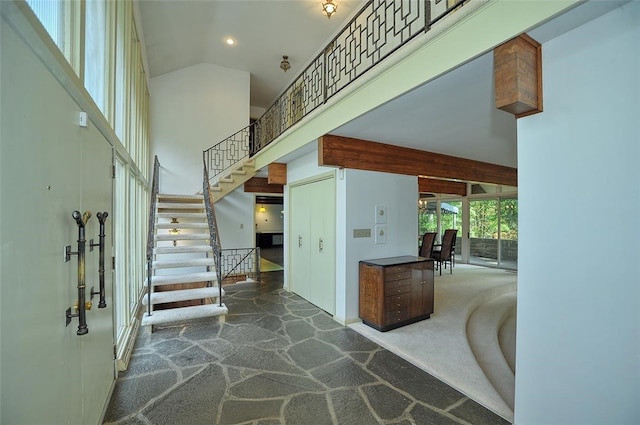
top-left (103, 271), bottom-right (510, 425)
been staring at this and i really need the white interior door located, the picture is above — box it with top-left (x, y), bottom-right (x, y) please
top-left (309, 178), bottom-right (335, 314)
top-left (289, 175), bottom-right (335, 315)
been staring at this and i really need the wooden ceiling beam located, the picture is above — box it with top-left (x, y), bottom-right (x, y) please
top-left (418, 177), bottom-right (467, 196)
top-left (244, 177), bottom-right (284, 194)
top-left (318, 135), bottom-right (517, 187)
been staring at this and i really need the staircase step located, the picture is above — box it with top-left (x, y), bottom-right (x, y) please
top-left (141, 286), bottom-right (225, 306)
top-left (141, 304), bottom-right (228, 326)
top-left (157, 212), bottom-right (206, 219)
top-left (154, 246), bottom-right (213, 255)
top-left (156, 202), bottom-right (204, 210)
top-left (210, 186), bottom-right (222, 192)
top-left (149, 271), bottom-right (218, 286)
top-left (156, 222), bottom-right (209, 229)
top-left (219, 177), bottom-right (234, 184)
top-left (153, 258), bottom-right (216, 269)
top-left (231, 169), bottom-right (246, 176)
top-left (158, 194), bottom-right (203, 202)
top-left (155, 233), bottom-right (210, 241)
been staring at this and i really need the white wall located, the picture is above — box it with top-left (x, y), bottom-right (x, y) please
top-left (255, 203), bottom-right (284, 233)
top-left (150, 63), bottom-right (250, 194)
top-left (214, 190), bottom-right (255, 249)
top-left (515, 4), bottom-right (640, 424)
top-left (340, 169), bottom-right (419, 322)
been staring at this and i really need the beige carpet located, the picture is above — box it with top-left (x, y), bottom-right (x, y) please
top-left (349, 264), bottom-right (517, 422)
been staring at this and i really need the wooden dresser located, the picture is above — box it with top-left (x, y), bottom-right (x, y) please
top-left (359, 256), bottom-right (434, 331)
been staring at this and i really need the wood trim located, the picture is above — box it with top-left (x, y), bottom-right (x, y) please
top-left (268, 163), bottom-right (287, 185)
top-left (244, 177), bottom-right (284, 194)
top-left (418, 178), bottom-right (467, 196)
top-left (318, 135), bottom-right (517, 187)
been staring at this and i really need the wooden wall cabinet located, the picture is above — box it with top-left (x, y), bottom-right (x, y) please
top-left (359, 256), bottom-right (434, 332)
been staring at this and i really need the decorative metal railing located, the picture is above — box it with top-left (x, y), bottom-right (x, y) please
top-left (203, 125), bottom-right (252, 185)
top-left (251, 0), bottom-right (468, 154)
top-left (220, 248), bottom-right (261, 283)
top-left (145, 155), bottom-right (160, 317)
top-left (203, 161), bottom-right (224, 306)
top-left (204, 0), bottom-right (470, 180)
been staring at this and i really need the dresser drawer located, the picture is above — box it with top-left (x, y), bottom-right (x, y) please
top-left (385, 309), bottom-right (413, 325)
top-left (384, 279), bottom-right (412, 296)
top-left (385, 292), bottom-right (412, 310)
top-left (384, 266), bottom-right (412, 281)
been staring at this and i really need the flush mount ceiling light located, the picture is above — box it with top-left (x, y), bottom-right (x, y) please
top-left (280, 55), bottom-right (291, 72)
top-left (224, 37), bottom-right (236, 46)
top-left (321, 0), bottom-right (338, 19)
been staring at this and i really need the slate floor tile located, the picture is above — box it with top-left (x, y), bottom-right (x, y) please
top-left (103, 275), bottom-right (510, 425)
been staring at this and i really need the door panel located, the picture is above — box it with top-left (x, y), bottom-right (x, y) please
top-left (290, 185), bottom-right (311, 301)
top-left (80, 125), bottom-right (115, 424)
top-left (309, 178), bottom-right (335, 314)
top-left (289, 176), bottom-right (335, 314)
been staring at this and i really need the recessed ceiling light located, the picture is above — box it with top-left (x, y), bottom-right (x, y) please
top-left (224, 37), bottom-right (236, 46)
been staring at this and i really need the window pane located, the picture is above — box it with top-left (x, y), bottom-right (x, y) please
top-left (470, 199), bottom-right (499, 267)
top-left (114, 157), bottom-right (128, 346)
top-left (26, 0), bottom-right (65, 50)
top-left (499, 198), bottom-right (518, 270)
top-left (114, 0), bottom-right (127, 143)
top-left (84, 0), bottom-right (107, 113)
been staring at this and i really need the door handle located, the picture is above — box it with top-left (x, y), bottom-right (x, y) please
top-left (298, 235), bottom-right (302, 248)
top-left (319, 238), bottom-right (323, 253)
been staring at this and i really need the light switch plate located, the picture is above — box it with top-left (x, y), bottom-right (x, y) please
top-left (375, 225), bottom-right (387, 244)
top-left (78, 111), bottom-right (88, 127)
top-left (375, 205), bottom-right (387, 224)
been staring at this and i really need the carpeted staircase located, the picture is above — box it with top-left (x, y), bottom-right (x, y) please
top-left (142, 193), bottom-right (227, 327)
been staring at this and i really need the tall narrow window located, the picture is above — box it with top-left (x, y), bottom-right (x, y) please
top-left (499, 198), bottom-right (518, 270)
top-left (114, 157), bottom-right (128, 348)
top-left (26, 0), bottom-right (65, 51)
top-left (84, 0), bottom-right (107, 113)
top-left (470, 199), bottom-right (499, 267)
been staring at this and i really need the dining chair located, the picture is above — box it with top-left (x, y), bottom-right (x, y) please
top-left (419, 232), bottom-right (437, 259)
top-left (433, 229), bottom-right (457, 275)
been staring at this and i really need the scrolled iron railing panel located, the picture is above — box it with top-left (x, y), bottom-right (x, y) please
top-left (220, 248), bottom-right (260, 283)
top-left (204, 125), bottom-right (252, 183)
top-left (325, 0), bottom-right (429, 99)
top-left (145, 156), bottom-right (160, 317)
top-left (203, 163), bottom-right (224, 306)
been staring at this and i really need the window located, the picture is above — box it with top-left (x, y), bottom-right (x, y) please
top-left (84, 0), bottom-right (107, 113)
top-left (26, 0), bottom-right (65, 51)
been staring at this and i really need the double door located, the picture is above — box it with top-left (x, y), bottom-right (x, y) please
top-left (289, 176), bottom-right (335, 315)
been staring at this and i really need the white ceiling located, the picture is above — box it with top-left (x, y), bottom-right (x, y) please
top-left (138, 0), bottom-right (365, 108)
top-left (137, 0), bottom-right (628, 172)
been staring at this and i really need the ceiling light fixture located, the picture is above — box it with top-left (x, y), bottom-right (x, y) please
top-left (224, 37), bottom-right (236, 46)
top-left (280, 55), bottom-right (291, 72)
top-left (321, 0), bottom-right (338, 19)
